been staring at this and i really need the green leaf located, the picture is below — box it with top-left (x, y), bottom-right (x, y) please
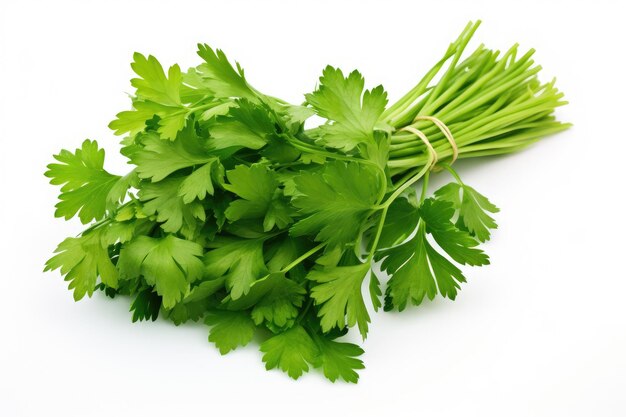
top-left (281, 104), bottom-right (315, 127)
top-left (130, 288), bottom-right (161, 322)
top-left (205, 310), bottom-right (256, 354)
top-left (203, 237), bottom-right (268, 300)
top-left (221, 274), bottom-right (303, 328)
top-left (44, 228), bottom-right (118, 301)
top-left (378, 223), bottom-right (446, 311)
top-left (264, 236), bottom-right (305, 273)
top-left (178, 159), bottom-right (223, 203)
top-left (260, 325), bottom-right (318, 379)
top-left (196, 44), bottom-right (255, 99)
top-left (307, 262), bottom-right (371, 339)
top-left (180, 67), bottom-right (215, 103)
top-left (377, 198), bottom-right (490, 310)
top-left (138, 176), bottom-right (206, 237)
top-left (101, 218), bottom-right (149, 246)
top-left (45, 139), bottom-right (121, 224)
top-left (263, 197), bottom-right (293, 232)
top-left (435, 182), bottom-right (499, 242)
top-left (107, 170), bottom-right (138, 209)
top-left (209, 99), bottom-right (275, 151)
top-left (165, 298), bottom-right (209, 325)
top-left (312, 336), bottom-right (365, 383)
top-left (117, 235), bottom-right (204, 308)
top-left (290, 161), bottom-right (381, 247)
top-left (198, 101), bottom-right (237, 121)
top-left (419, 199), bottom-right (490, 266)
top-left (224, 164), bottom-right (292, 232)
top-left (130, 52), bottom-right (182, 107)
top-left (131, 127), bottom-right (214, 182)
top-left (206, 191), bottom-right (230, 230)
top-left (251, 276), bottom-right (305, 331)
top-left (108, 105), bottom-right (154, 137)
top-left (369, 270), bottom-right (382, 312)
top-left (184, 278), bottom-right (227, 303)
top-left (109, 53), bottom-right (187, 140)
top-left (95, 282), bottom-right (119, 298)
top-left (260, 138), bottom-right (301, 164)
top-left (112, 100), bottom-right (187, 140)
top-left (224, 164), bottom-right (276, 219)
top-left (305, 66), bottom-right (388, 151)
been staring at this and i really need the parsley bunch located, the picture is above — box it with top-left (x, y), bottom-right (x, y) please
top-left (45, 21), bottom-right (569, 382)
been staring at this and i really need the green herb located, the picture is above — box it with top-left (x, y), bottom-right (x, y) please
top-left (45, 21), bottom-right (569, 383)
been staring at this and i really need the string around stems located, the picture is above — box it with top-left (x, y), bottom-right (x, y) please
top-left (399, 115), bottom-right (458, 171)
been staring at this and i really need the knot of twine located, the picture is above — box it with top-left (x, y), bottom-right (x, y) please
top-left (399, 115), bottom-right (458, 171)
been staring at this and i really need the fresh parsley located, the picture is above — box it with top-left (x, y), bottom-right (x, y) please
top-left (45, 21), bottom-right (570, 383)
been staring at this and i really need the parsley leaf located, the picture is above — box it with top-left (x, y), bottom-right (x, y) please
top-left (435, 182), bottom-right (499, 242)
top-left (209, 99), bottom-right (275, 151)
top-left (379, 222), bottom-right (455, 311)
top-left (250, 276), bottom-right (305, 331)
top-left (205, 311), bottom-right (256, 354)
top-left (130, 288), bottom-right (162, 322)
top-left (203, 237), bottom-right (268, 300)
top-left (377, 198), bottom-right (487, 311)
top-left (369, 270), bottom-right (383, 312)
top-left (44, 228), bottom-right (118, 300)
top-left (420, 199), bottom-right (490, 266)
top-left (260, 325), bottom-right (318, 379)
top-left (306, 66), bottom-right (388, 151)
top-left (130, 52), bottom-right (183, 107)
top-left (196, 44), bottom-right (255, 99)
top-left (131, 126), bottom-right (214, 182)
top-left (139, 177), bottom-right (206, 237)
top-left (45, 139), bottom-right (122, 224)
top-left (108, 103), bottom-right (155, 138)
top-left (184, 277), bottom-right (227, 303)
top-left (118, 235), bottom-right (204, 308)
top-left (178, 160), bottom-right (224, 203)
top-left (109, 53), bottom-right (187, 140)
top-left (101, 217), bottom-right (152, 246)
top-left (224, 164), bottom-right (292, 232)
top-left (312, 336), bottom-right (365, 383)
top-left (264, 236), bottom-right (307, 275)
top-left (106, 170), bottom-right (138, 210)
top-left (307, 262), bottom-right (371, 339)
top-left (290, 161), bottom-right (381, 247)
top-left (165, 298), bottom-right (209, 325)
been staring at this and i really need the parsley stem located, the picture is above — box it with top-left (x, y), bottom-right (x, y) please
top-left (78, 217), bottom-right (112, 236)
top-left (367, 162), bottom-right (431, 261)
top-left (376, 153), bottom-right (434, 211)
top-left (389, 167), bottom-right (421, 192)
top-left (438, 163), bottom-right (464, 185)
top-left (280, 242), bottom-right (326, 274)
top-left (188, 102), bottom-right (219, 113)
top-left (419, 171), bottom-right (430, 203)
top-left (79, 201), bottom-right (134, 236)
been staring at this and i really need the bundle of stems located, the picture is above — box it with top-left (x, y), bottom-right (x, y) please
top-left (372, 21), bottom-right (568, 177)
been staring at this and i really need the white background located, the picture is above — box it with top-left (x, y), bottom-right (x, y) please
top-left (1, 1), bottom-right (625, 416)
